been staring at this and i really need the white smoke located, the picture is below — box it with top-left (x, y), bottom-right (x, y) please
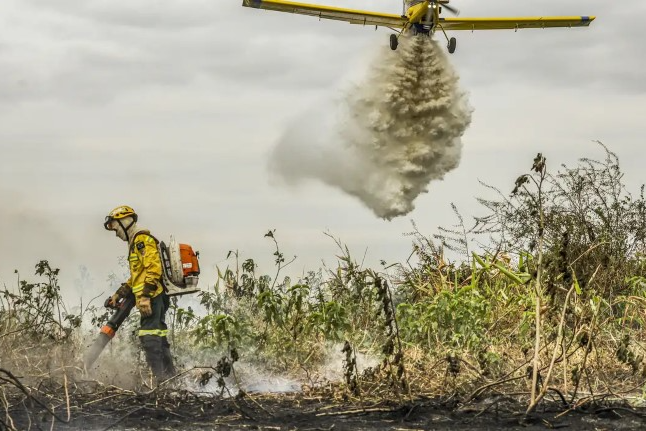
top-left (80, 331), bottom-right (144, 389)
top-left (269, 35), bottom-right (473, 220)
top-left (317, 342), bottom-right (380, 383)
top-left (162, 342), bottom-right (380, 395)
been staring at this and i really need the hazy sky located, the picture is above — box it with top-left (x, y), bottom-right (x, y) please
top-left (1, 0), bottom-right (643, 303)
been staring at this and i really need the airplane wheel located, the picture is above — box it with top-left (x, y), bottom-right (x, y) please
top-left (390, 34), bottom-right (398, 51)
top-left (448, 37), bottom-right (457, 54)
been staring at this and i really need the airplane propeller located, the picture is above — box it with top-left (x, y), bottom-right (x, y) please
top-left (402, 1), bottom-right (460, 18)
top-left (442, 3), bottom-right (460, 16)
top-left (422, 1), bottom-right (460, 25)
top-left (436, 1), bottom-right (460, 16)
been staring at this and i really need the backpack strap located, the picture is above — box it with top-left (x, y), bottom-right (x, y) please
top-left (129, 231), bottom-right (159, 254)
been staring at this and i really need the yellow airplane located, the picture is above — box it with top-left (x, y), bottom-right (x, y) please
top-left (242, 0), bottom-right (595, 54)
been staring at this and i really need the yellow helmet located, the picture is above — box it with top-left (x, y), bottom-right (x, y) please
top-left (104, 205), bottom-right (138, 230)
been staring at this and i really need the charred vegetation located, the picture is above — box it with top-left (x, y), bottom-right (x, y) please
top-left (1, 143), bottom-right (646, 429)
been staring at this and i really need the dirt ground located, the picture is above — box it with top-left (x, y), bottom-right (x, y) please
top-left (5, 390), bottom-right (646, 431)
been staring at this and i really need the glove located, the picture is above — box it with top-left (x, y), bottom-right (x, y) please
top-left (107, 283), bottom-right (131, 308)
top-left (106, 293), bottom-right (120, 308)
top-left (116, 283), bottom-right (131, 297)
top-left (137, 296), bottom-right (153, 317)
top-left (106, 283), bottom-right (132, 308)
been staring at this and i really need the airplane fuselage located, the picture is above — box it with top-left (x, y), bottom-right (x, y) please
top-left (405, 1), bottom-right (430, 22)
top-left (395, 1), bottom-right (456, 53)
top-left (404, 1), bottom-right (438, 35)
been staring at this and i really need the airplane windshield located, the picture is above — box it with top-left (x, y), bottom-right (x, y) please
top-left (405, 0), bottom-right (425, 7)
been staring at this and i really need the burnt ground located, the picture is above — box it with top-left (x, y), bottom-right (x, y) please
top-left (4, 390), bottom-right (646, 431)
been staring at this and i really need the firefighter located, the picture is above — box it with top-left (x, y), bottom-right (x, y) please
top-left (103, 205), bottom-right (177, 383)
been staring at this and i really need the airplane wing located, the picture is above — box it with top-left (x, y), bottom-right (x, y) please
top-left (242, 0), bottom-right (407, 28)
top-left (438, 16), bottom-right (595, 31)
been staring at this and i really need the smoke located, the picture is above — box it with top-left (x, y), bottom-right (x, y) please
top-left (269, 35), bottom-right (473, 220)
top-left (181, 361), bottom-right (303, 395)
top-left (81, 331), bottom-right (145, 390)
top-left (156, 342), bottom-right (378, 395)
top-left (317, 342), bottom-right (380, 382)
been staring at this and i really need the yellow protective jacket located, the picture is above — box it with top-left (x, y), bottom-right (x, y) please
top-left (126, 230), bottom-right (164, 299)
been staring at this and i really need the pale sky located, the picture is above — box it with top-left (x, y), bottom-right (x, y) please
top-left (1, 0), bottom-right (643, 304)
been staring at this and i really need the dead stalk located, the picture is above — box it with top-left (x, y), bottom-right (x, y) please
top-left (63, 372), bottom-right (71, 422)
top-left (526, 283), bottom-right (575, 414)
top-left (528, 264), bottom-right (602, 414)
top-left (528, 156), bottom-right (546, 406)
top-left (385, 278), bottom-right (412, 402)
top-left (530, 253), bottom-right (543, 406)
top-left (1, 386), bottom-right (16, 431)
top-left (570, 298), bottom-right (602, 404)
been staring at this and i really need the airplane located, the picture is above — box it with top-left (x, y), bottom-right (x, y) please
top-left (241, 0), bottom-right (595, 54)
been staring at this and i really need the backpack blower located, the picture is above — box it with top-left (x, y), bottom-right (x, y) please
top-left (83, 293), bottom-right (137, 371)
top-left (83, 237), bottom-right (200, 371)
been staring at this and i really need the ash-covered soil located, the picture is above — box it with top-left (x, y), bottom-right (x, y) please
top-left (5, 390), bottom-right (646, 431)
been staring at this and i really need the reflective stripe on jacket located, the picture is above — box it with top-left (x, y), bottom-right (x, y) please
top-left (126, 230), bottom-right (164, 299)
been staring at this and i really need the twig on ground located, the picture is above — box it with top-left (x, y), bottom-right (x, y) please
top-left (315, 407), bottom-right (396, 417)
top-left (594, 406), bottom-right (646, 418)
top-left (231, 366), bottom-right (275, 418)
top-left (0, 415), bottom-right (13, 431)
top-left (82, 392), bottom-right (128, 407)
top-left (467, 375), bottom-right (526, 401)
top-left (99, 406), bottom-right (144, 431)
top-left (0, 329), bottom-right (25, 340)
top-left (0, 368), bottom-right (69, 424)
top-left (1, 386), bottom-right (16, 431)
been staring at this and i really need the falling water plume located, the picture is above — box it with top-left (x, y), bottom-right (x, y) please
top-left (269, 35), bottom-right (473, 220)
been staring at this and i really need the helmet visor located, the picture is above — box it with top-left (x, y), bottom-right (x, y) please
top-left (104, 216), bottom-right (117, 231)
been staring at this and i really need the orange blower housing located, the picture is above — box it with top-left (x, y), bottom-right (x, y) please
top-left (180, 244), bottom-right (200, 277)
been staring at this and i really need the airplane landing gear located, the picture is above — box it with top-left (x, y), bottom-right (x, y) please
top-left (438, 25), bottom-right (457, 54)
top-left (447, 37), bottom-right (457, 54)
top-left (390, 34), bottom-right (399, 50)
